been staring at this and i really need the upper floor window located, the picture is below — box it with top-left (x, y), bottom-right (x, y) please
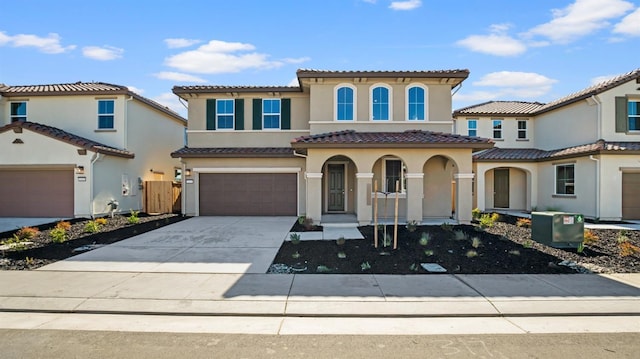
top-left (517, 119), bottom-right (528, 139)
top-left (97, 100), bottom-right (115, 129)
top-left (336, 85), bottom-right (354, 121)
top-left (467, 119), bottom-right (477, 137)
top-left (384, 158), bottom-right (406, 192)
top-left (629, 100), bottom-right (640, 131)
top-left (555, 164), bottom-right (575, 195)
top-left (216, 99), bottom-right (234, 129)
top-left (263, 99), bottom-right (281, 129)
top-left (371, 85), bottom-right (391, 121)
top-left (407, 86), bottom-right (425, 121)
top-left (10, 102), bottom-right (27, 122)
top-left (492, 119), bottom-right (503, 139)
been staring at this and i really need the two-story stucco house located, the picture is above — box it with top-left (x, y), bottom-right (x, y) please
top-left (0, 82), bottom-right (187, 218)
top-left (453, 68), bottom-right (640, 221)
top-left (172, 69), bottom-right (493, 225)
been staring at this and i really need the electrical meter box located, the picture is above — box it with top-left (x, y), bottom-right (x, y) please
top-left (531, 212), bottom-right (584, 248)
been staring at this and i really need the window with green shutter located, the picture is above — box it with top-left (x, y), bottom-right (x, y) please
top-left (234, 99), bottom-right (244, 130)
top-left (206, 99), bottom-right (216, 130)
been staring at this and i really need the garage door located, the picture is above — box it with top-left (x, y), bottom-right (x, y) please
top-left (199, 173), bottom-right (297, 216)
top-left (622, 173), bottom-right (640, 220)
top-left (0, 169), bottom-right (74, 217)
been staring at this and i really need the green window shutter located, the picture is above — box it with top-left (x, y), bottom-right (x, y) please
top-left (281, 98), bottom-right (291, 130)
top-left (234, 99), bottom-right (244, 130)
top-left (206, 99), bottom-right (216, 130)
top-left (252, 98), bottom-right (262, 130)
top-left (615, 96), bottom-right (628, 133)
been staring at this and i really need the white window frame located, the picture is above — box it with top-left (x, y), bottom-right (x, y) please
top-left (334, 83), bottom-right (357, 121)
top-left (382, 158), bottom-right (406, 193)
top-left (10, 101), bottom-right (27, 122)
top-left (517, 119), bottom-right (528, 140)
top-left (555, 163), bottom-right (575, 195)
top-left (467, 119), bottom-right (477, 137)
top-left (262, 98), bottom-right (281, 130)
top-left (97, 99), bottom-right (115, 129)
top-left (405, 84), bottom-right (427, 121)
top-left (370, 83), bottom-right (392, 121)
top-left (492, 119), bottom-right (503, 139)
top-left (216, 99), bottom-right (235, 130)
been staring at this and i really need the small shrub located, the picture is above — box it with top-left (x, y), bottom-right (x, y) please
top-left (409, 263), bottom-right (419, 272)
top-left (302, 217), bottom-right (314, 231)
top-left (337, 251), bottom-right (347, 259)
top-left (289, 232), bottom-right (301, 244)
top-left (25, 257), bottom-right (35, 266)
top-left (297, 216), bottom-right (306, 225)
top-left (95, 218), bottom-right (108, 225)
top-left (423, 249), bottom-right (434, 256)
top-left (619, 242), bottom-right (640, 257)
top-left (291, 251), bottom-right (300, 259)
top-left (508, 250), bottom-right (521, 256)
top-left (336, 236), bottom-right (346, 246)
top-left (16, 227), bottom-right (39, 240)
top-left (406, 220), bottom-right (418, 233)
top-left (56, 221), bottom-right (71, 230)
top-left (491, 213), bottom-right (501, 222)
top-left (3, 234), bottom-right (28, 251)
top-left (360, 261), bottom-right (371, 271)
top-left (382, 233), bottom-right (392, 247)
top-left (128, 210), bottom-right (140, 224)
top-left (50, 227), bottom-right (67, 243)
top-left (440, 222), bottom-right (453, 232)
top-left (471, 208), bottom-right (482, 220)
top-left (419, 232), bottom-right (431, 246)
top-left (583, 230), bottom-right (599, 246)
top-left (617, 233), bottom-right (630, 244)
top-left (523, 240), bottom-right (533, 248)
top-left (453, 230), bottom-right (467, 241)
top-left (84, 220), bottom-right (100, 234)
top-left (479, 214), bottom-right (496, 229)
top-left (516, 218), bottom-right (531, 228)
top-left (471, 237), bottom-right (482, 248)
top-left (466, 250), bottom-right (478, 258)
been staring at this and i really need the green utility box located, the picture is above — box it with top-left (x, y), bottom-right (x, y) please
top-left (531, 212), bottom-right (584, 248)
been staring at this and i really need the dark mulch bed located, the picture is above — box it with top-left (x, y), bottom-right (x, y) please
top-left (1, 213), bottom-right (188, 270)
top-left (271, 217), bottom-right (640, 275)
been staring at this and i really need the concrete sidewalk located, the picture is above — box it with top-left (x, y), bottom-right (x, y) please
top-left (1, 271), bottom-right (639, 318)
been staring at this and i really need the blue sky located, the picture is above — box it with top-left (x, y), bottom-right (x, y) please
top-left (1, 0), bottom-right (639, 117)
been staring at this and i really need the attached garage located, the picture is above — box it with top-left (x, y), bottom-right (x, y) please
top-left (622, 172), bottom-right (640, 220)
top-left (0, 168), bottom-right (74, 217)
top-left (199, 173), bottom-right (297, 216)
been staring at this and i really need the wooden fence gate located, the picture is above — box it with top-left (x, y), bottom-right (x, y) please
top-left (144, 181), bottom-right (181, 214)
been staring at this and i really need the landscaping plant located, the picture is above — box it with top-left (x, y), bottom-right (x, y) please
top-left (15, 227), bottom-right (39, 240)
top-left (128, 210), bottom-right (140, 224)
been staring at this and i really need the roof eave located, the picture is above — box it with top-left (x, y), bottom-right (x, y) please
top-left (291, 142), bottom-right (493, 149)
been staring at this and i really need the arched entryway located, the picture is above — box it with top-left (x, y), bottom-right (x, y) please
top-left (483, 167), bottom-right (530, 210)
top-left (321, 155), bottom-right (358, 214)
top-left (423, 155), bottom-right (457, 218)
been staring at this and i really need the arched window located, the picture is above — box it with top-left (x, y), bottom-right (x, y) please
top-left (335, 85), bottom-right (354, 121)
top-left (371, 84), bottom-right (391, 121)
top-left (407, 85), bottom-right (426, 121)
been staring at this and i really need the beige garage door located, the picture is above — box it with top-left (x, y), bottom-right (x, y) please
top-left (199, 173), bottom-right (297, 216)
top-left (622, 173), bottom-right (640, 220)
top-left (0, 169), bottom-right (74, 217)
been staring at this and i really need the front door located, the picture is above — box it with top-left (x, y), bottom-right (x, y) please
top-left (494, 168), bottom-right (510, 208)
top-left (328, 164), bottom-right (345, 212)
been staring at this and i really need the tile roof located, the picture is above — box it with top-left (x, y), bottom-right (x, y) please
top-left (291, 130), bottom-right (493, 149)
top-left (0, 121), bottom-right (135, 158)
top-left (296, 69), bottom-right (470, 78)
top-left (173, 85), bottom-right (301, 95)
top-left (473, 140), bottom-right (640, 162)
top-left (1, 82), bottom-right (186, 123)
top-left (171, 147), bottom-right (295, 158)
top-left (453, 101), bottom-right (545, 116)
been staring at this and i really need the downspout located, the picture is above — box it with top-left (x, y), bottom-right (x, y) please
top-left (124, 95), bottom-right (134, 150)
top-left (179, 158), bottom-right (186, 216)
top-left (589, 155), bottom-right (600, 220)
top-left (89, 152), bottom-right (101, 218)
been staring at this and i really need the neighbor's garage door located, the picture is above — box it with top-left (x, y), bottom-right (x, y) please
top-left (0, 169), bottom-right (74, 217)
top-left (199, 173), bottom-right (297, 216)
top-left (622, 172), bottom-right (640, 220)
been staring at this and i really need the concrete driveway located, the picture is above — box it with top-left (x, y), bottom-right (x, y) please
top-left (38, 217), bottom-right (296, 274)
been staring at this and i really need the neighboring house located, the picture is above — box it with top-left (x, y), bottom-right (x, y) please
top-left (453, 68), bottom-right (640, 221)
top-left (171, 69), bottom-right (493, 225)
top-left (0, 82), bottom-right (186, 218)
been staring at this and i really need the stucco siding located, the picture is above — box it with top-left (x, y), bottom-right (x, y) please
top-left (599, 154), bottom-right (640, 220)
top-left (534, 101), bottom-right (597, 150)
top-left (536, 157), bottom-right (596, 217)
top-left (596, 80), bottom-right (640, 141)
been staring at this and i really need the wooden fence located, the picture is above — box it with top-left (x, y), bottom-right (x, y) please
top-left (144, 181), bottom-right (181, 214)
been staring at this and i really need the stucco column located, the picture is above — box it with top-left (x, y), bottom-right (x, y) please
top-left (305, 172), bottom-right (323, 224)
top-left (476, 168), bottom-right (486, 211)
top-left (405, 173), bottom-right (424, 223)
top-left (455, 173), bottom-right (474, 224)
top-left (356, 172), bottom-right (374, 225)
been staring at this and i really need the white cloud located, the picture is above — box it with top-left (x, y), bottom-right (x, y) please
top-left (613, 7), bottom-right (640, 36)
top-left (389, 0), bottom-right (421, 11)
top-left (82, 46), bottom-right (124, 61)
top-left (590, 74), bottom-right (617, 85)
top-left (164, 38), bottom-right (201, 49)
top-left (0, 31), bottom-right (75, 54)
top-left (458, 71), bottom-right (558, 101)
top-left (164, 39), bottom-right (309, 74)
top-left (362, 0), bottom-right (376, 3)
top-left (456, 24), bottom-right (526, 56)
top-left (287, 77), bottom-right (299, 87)
top-left (153, 92), bottom-right (187, 117)
top-left (126, 85), bottom-right (144, 94)
top-left (473, 71), bottom-right (557, 88)
top-left (525, 0), bottom-right (634, 44)
top-left (154, 71), bottom-right (207, 83)
top-left (282, 57), bottom-right (311, 64)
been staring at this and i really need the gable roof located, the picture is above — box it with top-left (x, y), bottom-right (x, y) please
top-left (291, 130), bottom-right (493, 150)
top-left (474, 140), bottom-right (640, 162)
top-left (1, 121), bottom-right (135, 158)
top-left (171, 147), bottom-right (294, 158)
top-left (454, 68), bottom-right (640, 117)
top-left (1, 82), bottom-right (186, 124)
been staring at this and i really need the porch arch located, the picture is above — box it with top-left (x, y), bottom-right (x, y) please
top-left (476, 163), bottom-right (536, 211)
